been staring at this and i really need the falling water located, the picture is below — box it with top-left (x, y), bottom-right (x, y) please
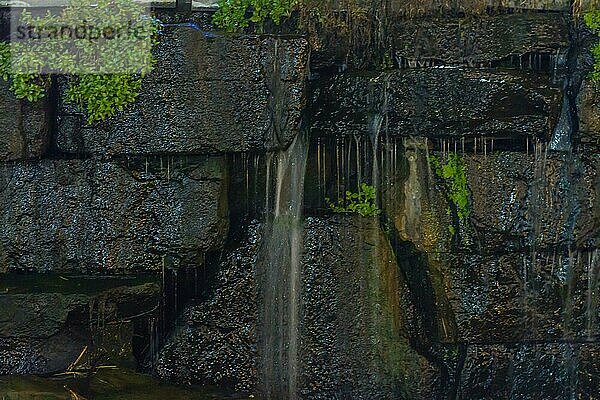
top-left (586, 249), bottom-right (599, 339)
top-left (368, 74), bottom-right (390, 201)
top-left (258, 132), bottom-right (308, 400)
top-left (549, 95), bottom-right (573, 152)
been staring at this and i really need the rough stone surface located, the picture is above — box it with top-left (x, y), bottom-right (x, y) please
top-left (578, 79), bottom-right (600, 147)
top-left (311, 69), bottom-right (562, 140)
top-left (488, 0), bottom-right (569, 9)
top-left (463, 152), bottom-right (599, 251)
top-left (377, 143), bottom-right (600, 398)
top-left (443, 249), bottom-right (600, 343)
top-left (56, 29), bottom-right (309, 156)
top-left (0, 280), bottom-right (160, 375)
top-left (155, 221), bottom-right (261, 392)
top-left (301, 216), bottom-right (427, 400)
top-left (0, 81), bottom-right (49, 161)
top-left (391, 13), bottom-right (568, 67)
top-left (311, 10), bottom-right (568, 70)
top-left (0, 156), bottom-right (228, 273)
top-left (156, 217), bottom-right (434, 398)
top-left (458, 343), bottom-right (600, 400)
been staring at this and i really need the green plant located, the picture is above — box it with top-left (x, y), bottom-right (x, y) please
top-left (326, 182), bottom-right (381, 217)
top-left (0, 42), bottom-right (49, 102)
top-left (429, 153), bottom-right (470, 234)
top-left (584, 8), bottom-right (600, 82)
top-left (213, 0), bottom-right (298, 32)
top-left (1, 0), bottom-right (158, 122)
top-left (65, 74), bottom-right (143, 123)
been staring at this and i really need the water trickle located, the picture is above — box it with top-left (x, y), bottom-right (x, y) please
top-left (549, 95), bottom-right (573, 152)
top-left (355, 134), bottom-right (362, 188)
top-left (586, 249), bottom-right (599, 339)
top-left (336, 137), bottom-right (341, 199)
top-left (265, 152), bottom-right (273, 214)
top-left (258, 132), bottom-right (308, 400)
top-left (167, 157), bottom-right (171, 182)
top-left (368, 75), bottom-right (390, 201)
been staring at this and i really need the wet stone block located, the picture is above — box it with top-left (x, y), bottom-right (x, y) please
top-left (56, 29), bottom-right (309, 156)
top-left (0, 81), bottom-right (49, 161)
top-left (578, 79), bottom-right (600, 148)
top-left (0, 156), bottom-right (228, 273)
top-left (300, 216), bottom-right (425, 400)
top-left (458, 342), bottom-right (600, 400)
top-left (392, 13), bottom-right (568, 67)
top-left (155, 221), bottom-right (262, 392)
top-left (444, 249), bottom-right (600, 343)
top-left (311, 69), bottom-right (561, 140)
top-left (463, 152), bottom-right (599, 251)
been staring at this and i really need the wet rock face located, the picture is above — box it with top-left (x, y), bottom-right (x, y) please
top-left (305, 9), bottom-right (598, 396)
top-left (155, 221), bottom-right (262, 393)
top-left (56, 30), bottom-right (309, 156)
top-left (0, 279), bottom-right (160, 375)
top-left (464, 152), bottom-right (599, 251)
top-left (156, 217), bottom-right (431, 398)
top-left (444, 249), bottom-right (600, 343)
top-left (578, 79), bottom-right (600, 146)
top-left (311, 69), bottom-right (561, 140)
top-left (0, 82), bottom-right (49, 161)
top-left (458, 343), bottom-right (600, 400)
top-left (386, 149), bottom-right (599, 397)
top-left (311, 8), bottom-right (568, 70)
top-left (300, 216), bottom-right (425, 400)
top-left (0, 156), bottom-right (228, 273)
top-left (387, 154), bottom-right (599, 398)
top-left (392, 13), bottom-right (568, 67)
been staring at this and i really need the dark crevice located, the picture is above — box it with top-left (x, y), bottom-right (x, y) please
top-left (45, 76), bottom-right (61, 158)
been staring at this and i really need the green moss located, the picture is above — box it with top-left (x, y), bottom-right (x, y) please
top-left (429, 153), bottom-right (470, 233)
top-left (585, 8), bottom-right (600, 82)
top-left (326, 182), bottom-right (381, 217)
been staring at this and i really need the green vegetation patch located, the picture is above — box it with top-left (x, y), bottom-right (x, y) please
top-left (585, 8), bottom-right (600, 82)
top-left (326, 182), bottom-right (381, 217)
top-left (0, 0), bottom-right (158, 123)
top-left (429, 153), bottom-right (470, 234)
top-left (213, 0), bottom-right (298, 32)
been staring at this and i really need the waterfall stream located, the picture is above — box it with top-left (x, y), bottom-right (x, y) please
top-left (258, 132), bottom-right (308, 400)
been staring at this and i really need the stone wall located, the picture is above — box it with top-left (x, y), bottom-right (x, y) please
top-left (1, 4), bottom-right (599, 399)
top-left (0, 25), bottom-right (309, 273)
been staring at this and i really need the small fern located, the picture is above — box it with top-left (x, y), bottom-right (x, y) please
top-left (326, 183), bottom-right (381, 217)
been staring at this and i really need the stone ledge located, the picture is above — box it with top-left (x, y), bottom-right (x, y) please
top-left (392, 13), bottom-right (568, 67)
